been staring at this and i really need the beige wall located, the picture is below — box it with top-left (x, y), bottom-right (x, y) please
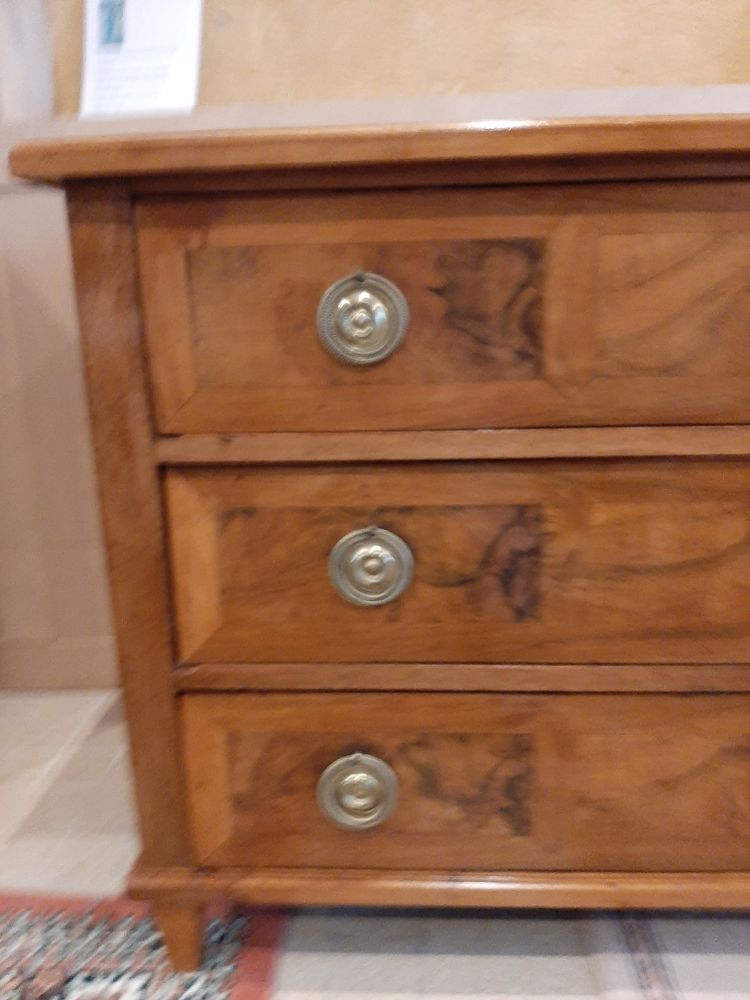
top-left (48, 0), bottom-right (750, 116)
top-left (0, 184), bottom-right (118, 689)
top-left (0, 1), bottom-right (117, 689)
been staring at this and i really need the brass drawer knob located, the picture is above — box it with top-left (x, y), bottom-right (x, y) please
top-left (317, 272), bottom-right (409, 365)
top-left (317, 753), bottom-right (398, 830)
top-left (329, 526), bottom-right (413, 606)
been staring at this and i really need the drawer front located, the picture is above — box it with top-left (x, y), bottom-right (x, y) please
top-left (182, 692), bottom-right (750, 871)
top-left (137, 183), bottom-right (750, 433)
top-left (166, 460), bottom-right (750, 664)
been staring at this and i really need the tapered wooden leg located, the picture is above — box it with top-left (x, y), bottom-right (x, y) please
top-left (152, 900), bottom-right (205, 972)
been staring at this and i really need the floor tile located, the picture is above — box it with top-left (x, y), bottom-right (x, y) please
top-left (15, 696), bottom-right (135, 839)
top-left (274, 909), bottom-right (599, 999)
top-left (579, 915), bottom-right (638, 998)
top-left (0, 831), bottom-right (137, 895)
top-left (0, 691), bottom-right (115, 844)
top-left (2, 691), bottom-right (136, 895)
top-left (0, 835), bottom-right (72, 893)
top-left (649, 914), bottom-right (750, 999)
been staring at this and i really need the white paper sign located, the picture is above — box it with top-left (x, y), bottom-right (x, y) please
top-left (80, 0), bottom-right (202, 117)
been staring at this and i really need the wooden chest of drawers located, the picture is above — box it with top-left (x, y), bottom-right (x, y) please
top-left (12, 116), bottom-right (750, 970)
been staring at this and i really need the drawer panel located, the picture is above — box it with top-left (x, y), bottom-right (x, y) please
top-left (182, 692), bottom-right (750, 871)
top-left (165, 460), bottom-right (750, 664)
top-left (137, 183), bottom-right (750, 433)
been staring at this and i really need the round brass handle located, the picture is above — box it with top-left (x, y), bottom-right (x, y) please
top-left (317, 272), bottom-right (409, 365)
top-left (329, 527), bottom-right (413, 607)
top-left (317, 753), bottom-right (398, 830)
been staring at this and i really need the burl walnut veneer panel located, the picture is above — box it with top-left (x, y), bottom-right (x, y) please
top-left (137, 183), bottom-right (750, 432)
top-left (166, 460), bottom-right (750, 664)
top-left (182, 692), bottom-right (750, 872)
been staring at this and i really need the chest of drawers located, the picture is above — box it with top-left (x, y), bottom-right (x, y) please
top-left (11, 116), bottom-right (750, 971)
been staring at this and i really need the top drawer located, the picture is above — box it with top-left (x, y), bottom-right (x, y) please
top-left (136, 183), bottom-right (750, 433)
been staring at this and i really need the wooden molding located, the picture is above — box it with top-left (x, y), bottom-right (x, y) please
top-left (67, 183), bottom-right (190, 865)
top-left (130, 863), bottom-right (750, 910)
top-left (174, 662), bottom-right (750, 694)
top-left (10, 115), bottom-right (750, 183)
top-left (155, 426), bottom-right (750, 465)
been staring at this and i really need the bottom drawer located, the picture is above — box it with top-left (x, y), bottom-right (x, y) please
top-left (181, 692), bottom-right (750, 872)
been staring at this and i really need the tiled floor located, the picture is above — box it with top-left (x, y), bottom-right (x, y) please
top-left (1, 691), bottom-right (748, 999)
top-left (0, 692), bottom-right (137, 895)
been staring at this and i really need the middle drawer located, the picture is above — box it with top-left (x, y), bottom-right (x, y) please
top-left (165, 460), bottom-right (750, 665)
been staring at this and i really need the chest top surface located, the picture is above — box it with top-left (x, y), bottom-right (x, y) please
top-left (9, 115), bottom-right (750, 187)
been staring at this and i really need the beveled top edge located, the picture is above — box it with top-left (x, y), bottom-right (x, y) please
top-left (9, 114), bottom-right (750, 183)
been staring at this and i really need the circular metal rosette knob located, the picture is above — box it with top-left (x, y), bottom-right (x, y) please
top-left (329, 527), bottom-right (414, 607)
top-left (317, 272), bottom-right (409, 365)
top-left (317, 753), bottom-right (398, 830)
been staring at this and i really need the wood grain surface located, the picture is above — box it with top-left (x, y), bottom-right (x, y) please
top-left (10, 116), bottom-right (750, 182)
top-left (154, 426), bottom-right (750, 464)
top-left (41, 116), bottom-right (750, 949)
top-left (67, 185), bottom-right (190, 865)
top-left (137, 183), bottom-right (750, 432)
top-left (182, 692), bottom-right (750, 872)
top-left (149, 901), bottom-right (204, 972)
top-left (129, 863), bottom-right (750, 910)
top-left (174, 662), bottom-right (750, 694)
top-left (165, 460), bottom-right (750, 664)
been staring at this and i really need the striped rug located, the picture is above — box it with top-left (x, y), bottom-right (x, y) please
top-left (0, 894), bottom-right (286, 999)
